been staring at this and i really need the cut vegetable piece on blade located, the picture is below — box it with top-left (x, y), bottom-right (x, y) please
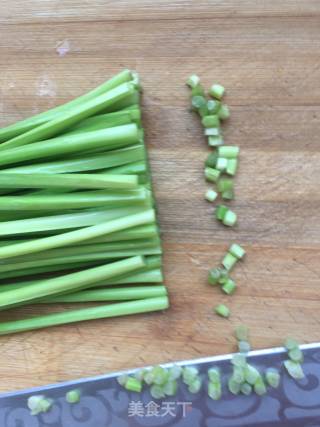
top-left (0, 296), bottom-right (169, 335)
top-left (66, 389), bottom-right (81, 404)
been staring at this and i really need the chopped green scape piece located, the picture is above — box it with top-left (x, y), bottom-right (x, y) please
top-left (216, 205), bottom-right (229, 221)
top-left (232, 366), bottom-right (245, 384)
top-left (208, 367), bottom-right (221, 383)
top-left (226, 159), bottom-right (238, 176)
top-left (205, 189), bottom-right (218, 202)
top-left (134, 369), bottom-right (148, 381)
top-left (254, 377), bottom-right (267, 396)
top-left (205, 167), bottom-right (221, 183)
top-left (191, 85), bottom-right (205, 97)
top-left (229, 244), bottom-right (246, 260)
top-left (191, 96), bottom-right (207, 111)
top-left (202, 115), bottom-right (220, 128)
top-left (244, 364), bottom-right (260, 385)
top-left (284, 337), bottom-right (300, 351)
top-left (205, 127), bottom-right (221, 137)
top-left (218, 269), bottom-right (229, 285)
top-left (163, 380), bottom-right (178, 396)
top-left (223, 209), bottom-right (237, 227)
top-left (222, 253), bottom-right (238, 271)
top-left (265, 368), bottom-right (280, 388)
top-left (208, 135), bottom-right (224, 146)
top-left (284, 360), bottom-right (304, 379)
top-left (217, 178), bottom-right (234, 193)
top-left (188, 377), bottom-right (202, 394)
top-left (228, 378), bottom-right (241, 394)
top-left (232, 353), bottom-right (247, 367)
top-left (151, 366), bottom-right (170, 385)
top-left (117, 374), bottom-right (129, 386)
top-left (222, 278), bottom-right (236, 295)
top-left (222, 189), bottom-right (234, 200)
top-left (66, 389), bottom-right (81, 404)
top-left (207, 99), bottom-right (221, 114)
top-left (215, 304), bottom-right (230, 318)
top-left (125, 377), bottom-right (142, 393)
top-left (288, 347), bottom-right (304, 363)
top-left (209, 84), bottom-right (225, 100)
top-left (150, 384), bottom-right (165, 399)
top-left (240, 383), bottom-right (252, 395)
top-left (218, 104), bottom-right (230, 120)
top-left (216, 157), bottom-right (228, 171)
top-left (168, 365), bottom-right (183, 380)
top-left (208, 268), bottom-right (222, 286)
top-left (205, 152), bottom-right (218, 168)
top-left (187, 74), bottom-right (200, 88)
top-left (182, 367), bottom-right (199, 385)
top-left (208, 381), bottom-right (222, 400)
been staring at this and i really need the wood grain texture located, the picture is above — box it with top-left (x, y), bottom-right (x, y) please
top-left (0, 0), bottom-right (319, 393)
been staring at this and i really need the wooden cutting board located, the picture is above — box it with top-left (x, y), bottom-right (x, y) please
top-left (0, 0), bottom-right (319, 393)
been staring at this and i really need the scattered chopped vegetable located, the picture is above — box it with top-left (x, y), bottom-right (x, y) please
top-left (222, 209), bottom-right (237, 227)
top-left (222, 278), bottom-right (236, 295)
top-left (229, 244), bottom-right (246, 260)
top-left (218, 104), bottom-right (230, 120)
top-left (218, 146), bottom-right (239, 159)
top-left (205, 167), bottom-right (221, 183)
top-left (288, 347), bottom-right (304, 363)
top-left (209, 84), bottom-right (225, 100)
top-left (208, 135), bottom-right (224, 147)
top-left (254, 377), bottom-right (267, 396)
top-left (202, 115), bottom-right (220, 128)
top-left (186, 74), bottom-right (201, 88)
top-left (208, 381), bottom-right (222, 400)
top-left (216, 157), bottom-right (228, 171)
top-left (222, 253), bottom-right (238, 271)
top-left (284, 360), bottom-right (305, 380)
top-left (215, 304), bottom-right (230, 318)
top-left (205, 189), bottom-right (218, 202)
top-left (240, 382), bottom-right (252, 395)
